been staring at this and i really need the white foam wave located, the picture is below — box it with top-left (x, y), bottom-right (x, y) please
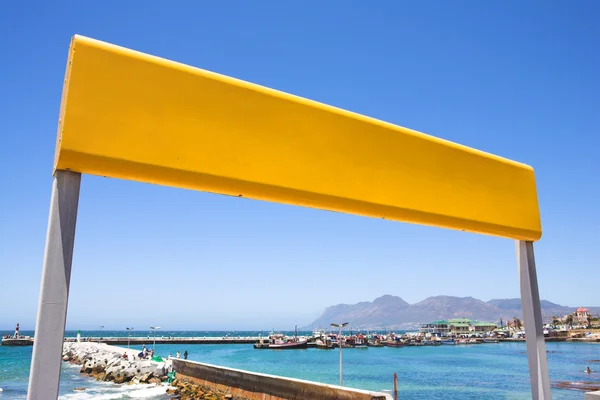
top-left (59, 383), bottom-right (167, 400)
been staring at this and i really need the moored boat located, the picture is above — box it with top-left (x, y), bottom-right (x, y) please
top-left (483, 339), bottom-right (499, 343)
top-left (386, 341), bottom-right (405, 347)
top-left (254, 325), bottom-right (308, 349)
top-left (315, 338), bottom-right (334, 349)
top-left (268, 339), bottom-right (308, 349)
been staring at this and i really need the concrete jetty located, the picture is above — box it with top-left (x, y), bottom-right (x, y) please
top-left (64, 336), bottom-right (263, 345)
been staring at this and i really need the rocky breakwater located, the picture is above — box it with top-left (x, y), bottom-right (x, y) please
top-left (62, 342), bottom-right (170, 385)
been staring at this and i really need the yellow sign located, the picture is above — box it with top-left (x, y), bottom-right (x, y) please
top-left (55, 35), bottom-right (541, 241)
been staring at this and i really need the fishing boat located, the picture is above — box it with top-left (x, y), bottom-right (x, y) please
top-left (441, 339), bottom-right (455, 345)
top-left (254, 325), bottom-right (308, 349)
top-left (386, 337), bottom-right (405, 347)
top-left (267, 339), bottom-right (308, 349)
top-left (315, 338), bottom-right (334, 349)
top-left (353, 335), bottom-right (368, 349)
top-left (483, 339), bottom-right (499, 343)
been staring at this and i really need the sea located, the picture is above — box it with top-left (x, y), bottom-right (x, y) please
top-left (1, 330), bottom-right (599, 399)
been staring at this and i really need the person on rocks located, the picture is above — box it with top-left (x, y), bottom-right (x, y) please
top-left (176, 351), bottom-right (181, 359)
top-left (14, 323), bottom-right (20, 339)
top-left (183, 350), bottom-right (188, 360)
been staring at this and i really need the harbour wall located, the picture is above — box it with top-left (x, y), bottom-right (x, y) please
top-left (172, 358), bottom-right (392, 400)
top-left (64, 336), bottom-right (261, 345)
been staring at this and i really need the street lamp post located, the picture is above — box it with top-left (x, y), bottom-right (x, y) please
top-left (126, 327), bottom-right (134, 349)
top-left (150, 326), bottom-right (160, 353)
top-left (331, 322), bottom-right (348, 386)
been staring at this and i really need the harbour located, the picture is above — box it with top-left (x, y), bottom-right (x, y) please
top-left (2, 331), bottom-right (600, 399)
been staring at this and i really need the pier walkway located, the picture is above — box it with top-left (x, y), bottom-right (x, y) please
top-left (64, 336), bottom-right (263, 345)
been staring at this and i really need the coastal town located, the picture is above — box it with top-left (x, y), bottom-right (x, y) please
top-left (3, 307), bottom-right (600, 348)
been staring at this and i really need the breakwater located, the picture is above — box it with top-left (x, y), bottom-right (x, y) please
top-left (61, 342), bottom-right (392, 399)
top-left (64, 336), bottom-right (262, 345)
top-left (62, 342), bottom-right (170, 384)
top-left (62, 342), bottom-right (239, 399)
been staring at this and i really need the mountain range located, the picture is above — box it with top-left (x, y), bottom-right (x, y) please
top-left (303, 295), bottom-right (600, 330)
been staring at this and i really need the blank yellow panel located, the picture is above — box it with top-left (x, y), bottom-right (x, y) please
top-left (55, 35), bottom-right (542, 241)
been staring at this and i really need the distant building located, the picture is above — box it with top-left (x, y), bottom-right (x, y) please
top-left (419, 320), bottom-right (449, 334)
top-left (420, 318), bottom-right (497, 335)
top-left (448, 318), bottom-right (472, 334)
top-left (471, 321), bottom-right (498, 332)
top-left (576, 307), bottom-right (590, 325)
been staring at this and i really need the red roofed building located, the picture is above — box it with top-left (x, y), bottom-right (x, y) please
top-left (576, 307), bottom-right (590, 325)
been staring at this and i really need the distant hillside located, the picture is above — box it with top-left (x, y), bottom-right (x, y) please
top-left (303, 295), bottom-right (600, 330)
top-left (487, 298), bottom-right (573, 318)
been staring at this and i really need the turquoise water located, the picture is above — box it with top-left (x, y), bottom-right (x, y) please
top-left (1, 331), bottom-right (599, 399)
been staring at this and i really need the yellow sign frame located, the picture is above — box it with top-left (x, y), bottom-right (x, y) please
top-left (55, 35), bottom-right (541, 241)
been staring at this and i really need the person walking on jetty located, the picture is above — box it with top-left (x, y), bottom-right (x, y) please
top-left (176, 351), bottom-right (181, 359)
top-left (183, 350), bottom-right (188, 360)
top-left (14, 323), bottom-right (19, 339)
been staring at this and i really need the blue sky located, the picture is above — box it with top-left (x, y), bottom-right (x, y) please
top-left (1, 1), bottom-right (598, 331)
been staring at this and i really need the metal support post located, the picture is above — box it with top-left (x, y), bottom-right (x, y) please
top-left (517, 240), bottom-right (552, 400)
top-left (27, 170), bottom-right (81, 400)
top-left (339, 326), bottom-right (343, 386)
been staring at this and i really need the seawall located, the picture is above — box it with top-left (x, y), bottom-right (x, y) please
top-left (172, 358), bottom-right (392, 400)
top-left (64, 336), bottom-right (262, 345)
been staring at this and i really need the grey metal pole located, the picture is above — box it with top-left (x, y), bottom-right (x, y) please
top-left (516, 240), bottom-right (552, 400)
top-left (27, 170), bottom-right (81, 400)
top-left (339, 326), bottom-right (343, 386)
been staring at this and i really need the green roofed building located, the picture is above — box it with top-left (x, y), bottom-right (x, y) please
top-left (471, 321), bottom-right (498, 332)
top-left (421, 318), bottom-right (498, 335)
top-left (419, 320), bottom-right (449, 334)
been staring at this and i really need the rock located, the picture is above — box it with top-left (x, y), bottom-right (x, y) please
top-left (92, 371), bottom-right (106, 381)
top-left (114, 375), bottom-right (125, 384)
top-left (224, 395), bottom-right (233, 399)
top-left (62, 356), bottom-right (69, 361)
top-left (73, 388), bottom-right (85, 391)
top-left (166, 388), bottom-right (180, 395)
top-left (148, 377), bottom-right (162, 385)
top-left (139, 372), bottom-right (153, 383)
